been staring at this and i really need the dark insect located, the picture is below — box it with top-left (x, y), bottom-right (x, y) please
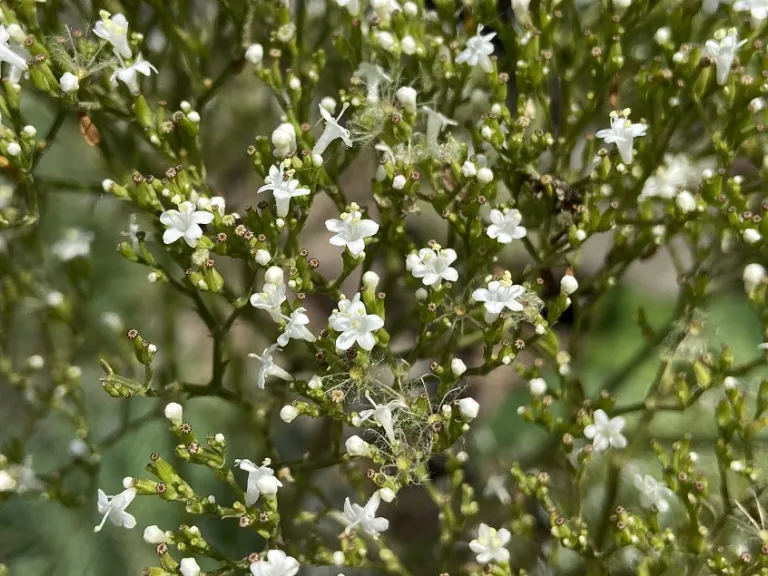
top-left (79, 113), bottom-right (101, 147)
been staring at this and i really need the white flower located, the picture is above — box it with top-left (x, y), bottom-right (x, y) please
top-left (249, 550), bottom-right (300, 576)
top-left (406, 246), bottom-right (458, 286)
top-left (255, 249), bottom-right (272, 266)
top-left (94, 487), bottom-right (137, 532)
top-left (675, 190), bottom-right (697, 212)
top-left (328, 293), bottom-right (384, 351)
top-left (471, 272), bottom-right (525, 323)
top-left (458, 397), bottom-right (480, 421)
top-left (277, 307), bottom-right (316, 346)
top-left (69, 438), bottom-right (89, 458)
top-left (343, 492), bottom-right (390, 538)
top-left (52, 228), bottom-right (94, 260)
top-left (595, 110), bottom-right (648, 164)
top-left (164, 402), bottom-right (184, 425)
top-left (160, 201), bottom-right (213, 248)
top-left (484, 475), bottom-right (512, 505)
top-left (345, 435), bottom-right (371, 456)
top-left (634, 474), bottom-right (674, 513)
top-left (258, 164), bottom-right (311, 217)
top-left (143, 525), bottom-right (168, 544)
top-left (325, 202), bottom-right (379, 256)
top-left (456, 25), bottom-right (496, 73)
top-left (110, 54), bottom-right (158, 93)
top-left (0, 470), bottom-right (16, 492)
top-left (487, 208), bottom-right (527, 244)
top-left (272, 123), bottom-right (297, 157)
top-left (477, 167), bottom-right (494, 184)
top-left (359, 392), bottom-right (407, 444)
top-left (94, 12), bottom-right (132, 59)
top-left (743, 229), bottom-right (762, 244)
top-left (743, 264), bottom-right (766, 293)
top-left (0, 25), bottom-right (27, 74)
top-left (248, 344), bottom-right (293, 389)
top-left (469, 523), bottom-right (511, 564)
top-left (462, 160), bottom-right (477, 177)
top-left (640, 154), bottom-right (703, 200)
top-left (245, 43), bottom-right (264, 65)
top-left (354, 62), bottom-right (392, 103)
top-left (705, 28), bottom-right (746, 86)
top-left (250, 282), bottom-right (287, 322)
top-left (314, 102), bottom-right (353, 156)
top-left (362, 271), bottom-right (380, 291)
top-left (451, 358), bottom-right (467, 376)
top-left (59, 72), bottom-right (79, 93)
top-left (375, 31), bottom-right (397, 52)
top-left (528, 378), bottom-right (547, 396)
top-left (265, 266), bottom-right (285, 285)
top-left (335, 0), bottom-right (361, 15)
top-left (733, 0), bottom-right (768, 20)
top-left (584, 409), bottom-right (627, 451)
top-left (560, 274), bottom-right (578, 295)
top-left (236, 458), bottom-right (283, 505)
top-left (421, 106), bottom-right (458, 142)
top-left (280, 405), bottom-right (299, 423)
top-left (180, 558), bottom-right (201, 576)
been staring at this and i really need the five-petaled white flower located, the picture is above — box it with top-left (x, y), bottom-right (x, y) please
top-left (584, 409), bottom-right (627, 451)
top-left (277, 308), bottom-right (316, 347)
top-left (471, 271), bottom-right (525, 323)
top-left (249, 549), bottom-right (300, 576)
top-left (250, 282), bottom-right (287, 322)
top-left (110, 54), bottom-right (158, 94)
top-left (733, 0), bottom-right (768, 20)
top-left (94, 486), bottom-right (137, 532)
top-left (236, 458), bottom-right (283, 506)
top-left (248, 344), bottom-right (293, 389)
top-left (257, 163), bottom-right (310, 218)
top-left (456, 25), bottom-right (497, 73)
top-left (0, 26), bottom-right (28, 73)
top-left (94, 12), bottom-right (132, 59)
top-left (634, 474), bottom-right (675, 513)
top-left (484, 475), bottom-right (512, 505)
top-left (343, 491), bottom-right (390, 538)
top-left (53, 228), bottom-right (94, 261)
top-left (354, 63), bottom-right (392, 102)
top-left (328, 293), bottom-right (384, 351)
top-left (705, 28), bottom-right (747, 86)
top-left (160, 201), bottom-right (214, 248)
top-left (487, 208), bottom-right (527, 244)
top-left (469, 523), bottom-right (511, 564)
top-left (358, 391), bottom-right (407, 444)
top-left (406, 245), bottom-right (459, 286)
top-left (421, 106), bottom-right (458, 142)
top-left (314, 102), bottom-right (353, 156)
top-left (325, 202), bottom-right (379, 256)
top-left (595, 110), bottom-right (647, 164)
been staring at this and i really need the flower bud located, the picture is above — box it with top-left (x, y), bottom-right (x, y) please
top-left (396, 86), bottom-right (417, 113)
top-left (164, 402), bottom-right (184, 425)
top-left (312, 154), bottom-right (324, 167)
top-left (392, 175), bottom-right (406, 190)
top-left (265, 266), bottom-right (285, 285)
top-left (280, 405), bottom-right (299, 423)
top-left (675, 191), bottom-right (696, 213)
top-left (179, 558), bottom-right (200, 576)
top-left (332, 551), bottom-right (345, 565)
top-left (743, 263), bottom-right (766, 293)
top-left (560, 274), bottom-right (578, 295)
top-left (654, 27), bottom-right (671, 44)
top-left (143, 525), bottom-right (168, 544)
top-left (379, 487), bottom-right (396, 502)
top-left (458, 397), bottom-right (480, 421)
top-left (401, 35), bottom-right (417, 55)
top-left (0, 470), bottom-right (16, 492)
top-left (345, 435), bottom-right (371, 456)
top-left (308, 375), bottom-right (323, 389)
top-left (245, 43), bottom-right (264, 65)
top-left (7, 142), bottom-right (21, 157)
top-left (476, 167), bottom-right (493, 184)
top-left (123, 476), bottom-right (135, 489)
top-left (320, 96), bottom-right (337, 113)
top-left (529, 377), bottom-right (547, 396)
top-left (363, 270), bottom-right (380, 291)
top-left (272, 123), bottom-right (296, 156)
top-left (743, 229), bottom-right (762, 244)
top-left (415, 288), bottom-right (428, 300)
top-left (451, 358), bottom-right (467, 376)
top-left (255, 249), bottom-right (271, 266)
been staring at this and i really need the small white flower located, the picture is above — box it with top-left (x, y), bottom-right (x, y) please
top-left (456, 25), bottom-right (497, 73)
top-left (94, 12), bottom-right (132, 59)
top-left (46, 291), bottom-right (64, 307)
top-left (277, 307), bottom-right (316, 347)
top-left (94, 487), bottom-right (137, 532)
top-left (401, 35), bottom-right (417, 55)
top-left (477, 167), bottom-right (494, 184)
top-left (484, 475), bottom-right (511, 505)
top-left (314, 102), bottom-right (353, 156)
top-left (595, 110), bottom-right (648, 164)
top-left (733, 0), bottom-right (768, 20)
top-left (634, 474), bottom-right (675, 513)
top-left (329, 293), bottom-right (384, 351)
top-left (461, 160), bottom-right (477, 177)
top-left (743, 228), bottom-right (762, 244)
top-left (236, 458), bottom-right (283, 505)
top-left (359, 392), bottom-right (407, 444)
top-left (421, 106), bottom-right (458, 142)
top-left (110, 54), bottom-right (158, 94)
top-left (471, 272), bottom-right (525, 323)
top-left (469, 523), bottom-right (511, 564)
top-left (458, 397), bottom-right (480, 421)
top-left (406, 245), bottom-right (458, 286)
top-left (250, 282), bottom-right (287, 322)
top-left (705, 28), bottom-right (747, 86)
top-left (325, 203), bottom-right (379, 256)
top-left (6, 142), bottom-right (21, 156)
top-left (675, 190), bottom-right (697, 212)
top-left (0, 470), bottom-right (16, 492)
top-left (143, 525), bottom-right (168, 544)
top-left (272, 123), bottom-right (297, 157)
top-left (584, 409), bottom-right (627, 451)
top-left (451, 358), bottom-right (467, 376)
top-left (392, 175), bottom-right (406, 190)
top-left (743, 263), bottom-right (766, 293)
top-left (52, 228), bottom-right (94, 261)
top-left (257, 164), bottom-right (310, 217)
top-left (354, 62), bottom-right (391, 103)
top-left (487, 208), bottom-right (527, 244)
top-left (560, 274), bottom-right (579, 295)
top-left (164, 402), bottom-right (184, 425)
top-left (160, 201), bottom-right (213, 248)
top-left (528, 378), bottom-right (547, 396)
top-left (375, 31), bottom-right (397, 52)
top-left (280, 405), bottom-right (299, 423)
top-left (0, 26), bottom-right (28, 73)
top-left (343, 492), bottom-right (390, 538)
top-left (249, 550), bottom-right (300, 576)
top-left (180, 558), bottom-right (200, 576)
top-left (345, 435), bottom-right (371, 456)
top-left (248, 344), bottom-right (293, 389)
top-left (59, 72), bottom-right (79, 93)
top-left (396, 86), bottom-right (418, 112)
top-left (245, 43), bottom-right (264, 65)
top-left (69, 438), bottom-right (89, 458)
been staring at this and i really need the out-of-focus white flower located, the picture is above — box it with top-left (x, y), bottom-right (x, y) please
top-left (255, 249), bottom-right (271, 266)
top-left (94, 487), bottom-right (137, 532)
top-left (160, 201), bottom-right (213, 248)
top-left (421, 106), bottom-right (458, 142)
top-left (705, 28), bottom-right (746, 86)
top-left (52, 228), bottom-right (94, 260)
top-left (257, 164), bottom-right (310, 217)
top-left (248, 344), bottom-right (293, 389)
top-left (110, 54), bottom-right (158, 94)
top-left (249, 550), bottom-right (299, 576)
top-left (335, 0), bottom-right (361, 15)
top-left (634, 474), bottom-right (675, 513)
top-left (477, 167), bottom-right (494, 184)
top-left (406, 245), bottom-right (459, 286)
top-left (314, 102), bottom-right (353, 156)
top-left (374, 31), bottom-right (397, 52)
top-left (462, 160), bottom-right (477, 177)
top-left (325, 202), bottom-right (379, 256)
top-left (458, 397), bottom-right (480, 421)
top-left (484, 475), bottom-right (511, 505)
top-left (487, 208), bottom-right (527, 244)
top-left (94, 12), bottom-right (132, 58)
top-left (456, 25), bottom-right (496, 73)
top-left (236, 458), bottom-right (283, 505)
top-left (654, 26), bottom-right (672, 44)
top-left (370, 0), bottom-right (401, 21)
top-left (733, 0), bottom-right (768, 20)
top-left (584, 409), bottom-right (627, 451)
top-left (675, 190), bottom-right (697, 212)
top-left (595, 110), bottom-right (647, 164)
top-left (328, 293), bottom-right (384, 351)
top-left (245, 43), bottom-right (264, 65)
top-left (743, 264), bottom-right (766, 293)
top-left (469, 523), bottom-right (511, 564)
top-left (354, 63), bottom-right (391, 103)
top-left (743, 229), bottom-right (762, 244)
top-left (0, 26), bottom-right (28, 75)
top-left (343, 492), bottom-right (389, 538)
top-left (528, 378), bottom-right (547, 396)
top-left (0, 470), bottom-right (16, 492)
